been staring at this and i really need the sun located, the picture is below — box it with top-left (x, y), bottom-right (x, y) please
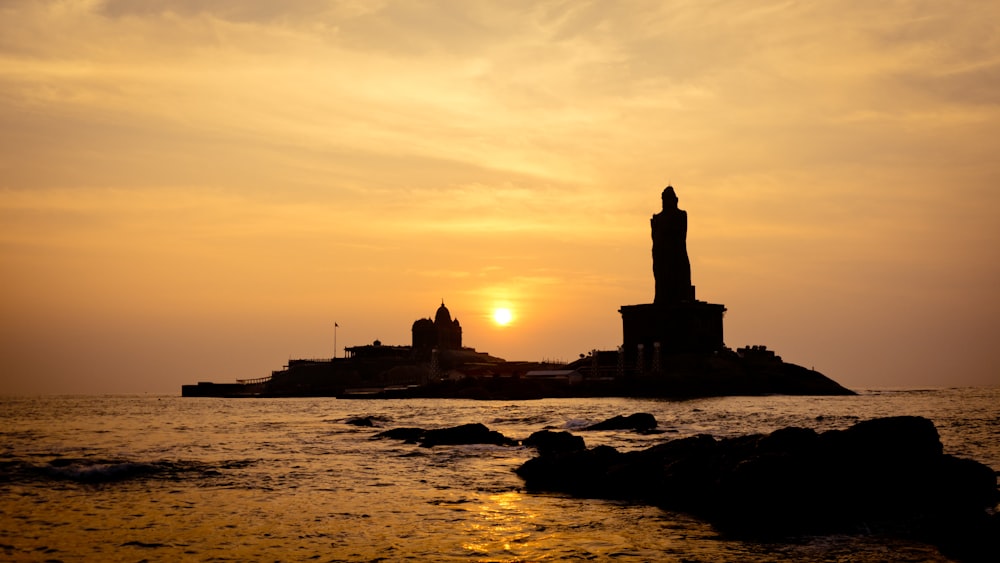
top-left (492, 307), bottom-right (513, 326)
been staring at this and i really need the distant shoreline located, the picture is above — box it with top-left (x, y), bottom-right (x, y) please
top-left (182, 357), bottom-right (855, 399)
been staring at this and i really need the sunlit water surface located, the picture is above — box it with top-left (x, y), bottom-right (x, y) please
top-left (2, 388), bottom-right (997, 562)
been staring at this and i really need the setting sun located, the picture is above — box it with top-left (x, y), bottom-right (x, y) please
top-left (0, 1), bottom-right (997, 394)
top-left (492, 308), bottom-right (513, 326)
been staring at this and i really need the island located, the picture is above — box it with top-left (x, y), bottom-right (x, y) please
top-left (183, 186), bottom-right (853, 399)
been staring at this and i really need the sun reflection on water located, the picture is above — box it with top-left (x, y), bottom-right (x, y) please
top-left (462, 491), bottom-right (539, 561)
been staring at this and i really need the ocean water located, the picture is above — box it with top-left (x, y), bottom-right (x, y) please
top-left (1, 388), bottom-right (997, 562)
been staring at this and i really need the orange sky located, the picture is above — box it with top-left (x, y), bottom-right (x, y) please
top-left (2, 1), bottom-right (998, 393)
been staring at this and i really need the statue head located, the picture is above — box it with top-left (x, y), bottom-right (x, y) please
top-left (661, 186), bottom-right (678, 209)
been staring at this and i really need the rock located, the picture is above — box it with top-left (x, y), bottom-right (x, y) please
top-left (516, 416), bottom-right (999, 560)
top-left (583, 413), bottom-right (657, 432)
top-left (822, 414), bottom-right (943, 460)
top-left (373, 423), bottom-right (516, 448)
top-left (516, 445), bottom-right (624, 496)
top-left (522, 430), bottom-right (586, 455)
top-left (419, 423), bottom-right (516, 448)
top-left (345, 416), bottom-right (378, 427)
top-left (755, 426), bottom-right (818, 454)
top-left (372, 427), bottom-right (425, 443)
top-left (641, 434), bottom-right (722, 508)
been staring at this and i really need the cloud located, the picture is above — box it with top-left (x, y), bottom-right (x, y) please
top-left (2, 1), bottom-right (1000, 390)
top-left (98, 0), bottom-right (341, 22)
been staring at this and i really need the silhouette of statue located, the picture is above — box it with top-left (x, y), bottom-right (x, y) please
top-left (651, 186), bottom-right (694, 303)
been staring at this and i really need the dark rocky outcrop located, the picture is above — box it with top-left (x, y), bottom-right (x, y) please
top-left (420, 423), bottom-right (516, 448)
top-left (522, 430), bottom-right (586, 455)
top-left (372, 423), bottom-right (515, 448)
top-left (372, 427), bottom-right (425, 443)
top-left (516, 416), bottom-right (999, 562)
top-left (583, 413), bottom-right (657, 432)
top-left (345, 416), bottom-right (379, 427)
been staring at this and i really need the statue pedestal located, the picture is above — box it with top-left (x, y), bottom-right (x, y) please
top-left (619, 301), bottom-right (727, 370)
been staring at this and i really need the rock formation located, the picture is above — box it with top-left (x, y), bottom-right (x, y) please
top-left (373, 423), bottom-right (516, 448)
top-left (516, 416), bottom-right (999, 562)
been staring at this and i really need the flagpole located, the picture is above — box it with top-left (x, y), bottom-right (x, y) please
top-left (334, 322), bottom-right (338, 360)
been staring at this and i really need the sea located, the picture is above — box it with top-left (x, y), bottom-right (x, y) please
top-left (1, 388), bottom-right (997, 562)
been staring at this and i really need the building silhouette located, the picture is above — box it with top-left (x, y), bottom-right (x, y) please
top-left (411, 301), bottom-right (463, 360)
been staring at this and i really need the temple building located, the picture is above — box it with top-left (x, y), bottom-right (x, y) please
top-left (412, 301), bottom-right (463, 359)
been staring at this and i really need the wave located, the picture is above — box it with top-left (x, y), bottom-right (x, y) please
top-left (563, 418), bottom-right (592, 430)
top-left (1, 457), bottom-right (259, 485)
top-left (488, 414), bottom-right (552, 426)
top-left (120, 540), bottom-right (170, 549)
top-left (42, 459), bottom-right (162, 483)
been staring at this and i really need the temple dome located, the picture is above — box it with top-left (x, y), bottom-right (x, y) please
top-left (413, 301), bottom-right (463, 357)
top-left (435, 301), bottom-right (452, 324)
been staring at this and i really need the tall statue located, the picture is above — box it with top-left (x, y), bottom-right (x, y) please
top-left (651, 186), bottom-right (694, 303)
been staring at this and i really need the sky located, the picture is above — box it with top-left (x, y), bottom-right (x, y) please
top-left (2, 0), bottom-right (998, 394)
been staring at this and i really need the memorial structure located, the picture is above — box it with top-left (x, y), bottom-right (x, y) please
top-left (620, 186), bottom-right (727, 368)
top-left (184, 185), bottom-right (853, 397)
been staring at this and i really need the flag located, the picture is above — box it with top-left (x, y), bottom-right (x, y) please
top-left (335, 322), bottom-right (339, 327)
